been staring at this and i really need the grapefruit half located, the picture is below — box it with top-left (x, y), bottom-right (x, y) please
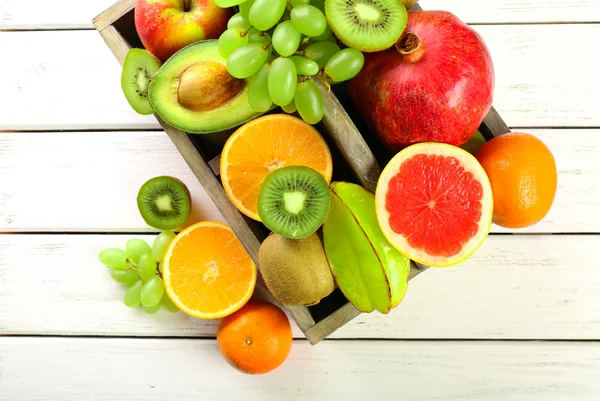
top-left (375, 143), bottom-right (493, 267)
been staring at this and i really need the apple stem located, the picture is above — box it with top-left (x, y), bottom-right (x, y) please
top-left (183, 0), bottom-right (191, 12)
top-left (395, 32), bottom-right (424, 65)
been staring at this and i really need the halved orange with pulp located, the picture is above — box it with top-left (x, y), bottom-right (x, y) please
top-left (163, 221), bottom-right (257, 319)
top-left (221, 114), bottom-right (333, 221)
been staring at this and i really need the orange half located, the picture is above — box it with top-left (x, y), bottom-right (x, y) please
top-left (221, 114), bottom-right (333, 221)
top-left (163, 221), bottom-right (257, 319)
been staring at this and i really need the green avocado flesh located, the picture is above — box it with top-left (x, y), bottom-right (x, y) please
top-left (331, 182), bottom-right (410, 308)
top-left (323, 191), bottom-right (392, 313)
top-left (148, 40), bottom-right (261, 134)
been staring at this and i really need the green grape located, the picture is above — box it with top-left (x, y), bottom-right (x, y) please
top-left (111, 268), bottom-right (140, 286)
top-left (215, 0), bottom-right (248, 8)
top-left (152, 231), bottom-right (176, 263)
top-left (138, 253), bottom-right (158, 282)
top-left (143, 303), bottom-right (161, 314)
top-left (125, 238), bottom-right (151, 264)
top-left (141, 276), bottom-right (165, 307)
top-left (161, 293), bottom-right (180, 313)
top-left (268, 57), bottom-right (297, 106)
top-left (289, 56), bottom-right (319, 76)
top-left (227, 43), bottom-right (270, 79)
top-left (248, 29), bottom-right (272, 46)
top-left (312, 24), bottom-right (333, 41)
top-left (290, 5), bottom-right (326, 37)
top-left (304, 41), bottom-right (340, 68)
top-left (294, 80), bottom-right (324, 124)
top-left (249, 0), bottom-right (286, 31)
top-left (239, 0), bottom-right (255, 21)
top-left (99, 248), bottom-right (129, 269)
top-left (324, 48), bottom-right (365, 82)
top-left (272, 21), bottom-right (301, 57)
top-left (218, 28), bottom-right (249, 58)
top-left (281, 100), bottom-right (297, 114)
top-left (228, 13), bottom-right (252, 30)
top-left (292, 0), bottom-right (310, 5)
top-left (124, 280), bottom-right (143, 307)
top-left (248, 63), bottom-right (273, 112)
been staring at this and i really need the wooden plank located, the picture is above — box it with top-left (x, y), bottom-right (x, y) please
top-left (2, 234), bottom-right (599, 339)
top-left (1, 337), bottom-right (599, 400)
top-left (0, 129), bottom-right (595, 233)
top-left (2, 0), bottom-right (600, 29)
top-left (0, 26), bottom-right (599, 130)
top-left (92, 0), bottom-right (134, 32)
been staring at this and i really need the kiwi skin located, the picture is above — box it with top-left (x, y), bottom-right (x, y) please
top-left (137, 176), bottom-right (191, 231)
top-left (258, 232), bottom-right (335, 306)
top-left (121, 48), bottom-right (161, 115)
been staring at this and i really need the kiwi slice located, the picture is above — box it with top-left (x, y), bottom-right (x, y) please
top-left (137, 176), bottom-right (191, 230)
top-left (325, 0), bottom-right (407, 52)
top-left (121, 48), bottom-right (161, 115)
top-left (258, 166), bottom-right (331, 239)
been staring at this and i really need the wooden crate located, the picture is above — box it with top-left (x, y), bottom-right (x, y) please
top-left (93, 0), bottom-right (510, 344)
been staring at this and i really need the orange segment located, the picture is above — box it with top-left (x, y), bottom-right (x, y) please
top-left (163, 221), bottom-right (257, 319)
top-left (221, 114), bottom-right (333, 221)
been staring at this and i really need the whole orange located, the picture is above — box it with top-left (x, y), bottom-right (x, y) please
top-left (217, 302), bottom-right (292, 374)
top-left (475, 132), bottom-right (557, 228)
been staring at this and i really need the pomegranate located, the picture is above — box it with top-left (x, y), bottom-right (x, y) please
top-left (348, 11), bottom-right (494, 149)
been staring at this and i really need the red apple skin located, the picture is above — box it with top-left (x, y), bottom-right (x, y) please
top-left (348, 11), bottom-right (494, 149)
top-left (135, 0), bottom-right (232, 62)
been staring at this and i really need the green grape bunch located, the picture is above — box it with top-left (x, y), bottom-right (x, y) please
top-left (99, 231), bottom-right (179, 314)
top-left (215, 0), bottom-right (366, 125)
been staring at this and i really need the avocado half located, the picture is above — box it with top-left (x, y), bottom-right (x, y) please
top-left (148, 40), bottom-right (262, 134)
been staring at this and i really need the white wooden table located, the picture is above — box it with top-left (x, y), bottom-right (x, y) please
top-left (1, 1), bottom-right (600, 399)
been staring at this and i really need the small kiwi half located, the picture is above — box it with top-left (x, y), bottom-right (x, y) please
top-left (137, 176), bottom-right (191, 230)
top-left (258, 166), bottom-right (331, 239)
top-left (325, 0), bottom-right (407, 52)
top-left (121, 48), bottom-right (161, 115)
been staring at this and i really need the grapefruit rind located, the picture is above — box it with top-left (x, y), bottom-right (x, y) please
top-left (220, 114), bottom-right (334, 222)
top-left (162, 221), bottom-right (257, 319)
top-left (375, 143), bottom-right (493, 268)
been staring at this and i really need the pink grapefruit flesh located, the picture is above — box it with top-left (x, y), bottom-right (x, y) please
top-left (375, 143), bottom-right (493, 267)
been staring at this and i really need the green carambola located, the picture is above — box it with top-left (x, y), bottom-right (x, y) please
top-left (323, 189), bottom-right (392, 313)
top-left (332, 182), bottom-right (410, 308)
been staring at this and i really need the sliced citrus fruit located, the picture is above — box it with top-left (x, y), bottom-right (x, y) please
top-left (163, 221), bottom-right (257, 319)
top-left (375, 143), bottom-right (493, 267)
top-left (221, 114), bottom-right (333, 221)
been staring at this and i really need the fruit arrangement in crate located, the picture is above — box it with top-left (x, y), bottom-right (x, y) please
top-left (93, 0), bottom-right (558, 373)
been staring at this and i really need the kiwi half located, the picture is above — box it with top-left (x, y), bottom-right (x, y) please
top-left (258, 166), bottom-right (331, 239)
top-left (325, 0), bottom-right (407, 52)
top-left (137, 176), bottom-right (191, 230)
top-left (121, 48), bottom-right (161, 115)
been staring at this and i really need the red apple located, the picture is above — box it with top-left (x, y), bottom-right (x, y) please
top-left (348, 11), bottom-right (494, 149)
top-left (135, 0), bottom-right (232, 62)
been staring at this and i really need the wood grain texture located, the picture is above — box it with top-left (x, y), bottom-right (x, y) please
top-left (313, 78), bottom-right (382, 192)
top-left (92, 0), bottom-right (134, 32)
top-left (0, 25), bottom-right (599, 131)
top-left (1, 338), bottom-right (600, 400)
top-left (0, 129), bottom-right (595, 233)
top-left (1, 0), bottom-right (599, 29)
top-left (2, 234), bottom-right (599, 339)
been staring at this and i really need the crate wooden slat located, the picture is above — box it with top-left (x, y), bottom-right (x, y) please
top-left (93, 0), bottom-right (508, 344)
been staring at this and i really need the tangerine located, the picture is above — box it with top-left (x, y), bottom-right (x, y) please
top-left (475, 132), bottom-right (557, 229)
top-left (217, 302), bottom-right (292, 374)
